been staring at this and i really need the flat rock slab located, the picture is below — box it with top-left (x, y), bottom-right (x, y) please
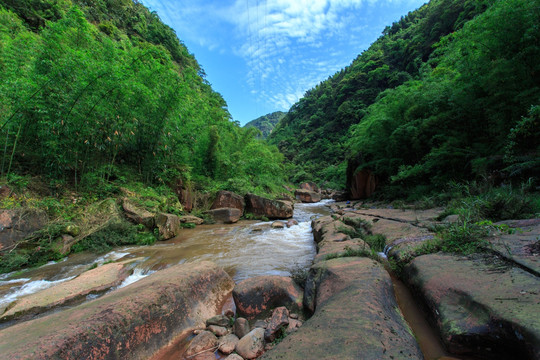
top-left (0, 261), bottom-right (234, 360)
top-left (262, 257), bottom-right (422, 360)
top-left (405, 253), bottom-right (540, 359)
top-left (489, 219), bottom-right (540, 276)
top-left (1, 260), bottom-right (135, 322)
top-left (313, 238), bottom-right (370, 263)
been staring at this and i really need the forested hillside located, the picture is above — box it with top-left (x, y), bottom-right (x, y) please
top-left (0, 0), bottom-right (286, 195)
top-left (244, 111), bottom-right (285, 139)
top-left (269, 0), bottom-right (539, 197)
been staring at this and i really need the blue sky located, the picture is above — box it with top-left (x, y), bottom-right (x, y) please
top-left (141, 0), bottom-right (427, 125)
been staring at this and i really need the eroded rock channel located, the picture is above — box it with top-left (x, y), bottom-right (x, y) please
top-left (0, 200), bottom-right (538, 359)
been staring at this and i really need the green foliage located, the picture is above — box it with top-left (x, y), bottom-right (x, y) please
top-left (244, 111), bottom-right (285, 139)
top-left (0, 1), bottom-right (288, 198)
top-left (71, 220), bottom-right (154, 253)
top-left (363, 234), bottom-right (387, 253)
top-left (324, 246), bottom-right (374, 261)
top-left (269, 0), bottom-right (491, 189)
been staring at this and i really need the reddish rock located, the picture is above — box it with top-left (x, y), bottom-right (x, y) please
top-left (311, 216), bottom-right (354, 245)
top-left (286, 318), bottom-right (302, 334)
top-left (206, 208), bottom-right (242, 224)
top-left (172, 178), bottom-right (195, 212)
top-left (233, 276), bottom-right (303, 319)
top-left (313, 238), bottom-right (370, 263)
top-left (233, 317), bottom-right (250, 339)
top-left (122, 198), bottom-right (155, 229)
top-left (155, 213), bottom-right (181, 240)
top-left (179, 215), bottom-right (204, 225)
top-left (346, 158), bottom-right (377, 199)
top-left (235, 328), bottom-right (265, 359)
top-left (218, 334), bottom-right (239, 355)
top-left (299, 182), bottom-right (320, 193)
top-left (294, 189), bottom-right (321, 203)
top-left (207, 325), bottom-right (228, 337)
top-left (264, 307), bottom-right (289, 342)
top-left (211, 191), bottom-right (245, 212)
top-left (225, 354), bottom-right (243, 360)
top-left (185, 331), bottom-right (218, 358)
top-left (244, 194), bottom-right (293, 219)
top-left (0, 261), bottom-right (234, 360)
top-left (271, 221), bottom-right (284, 229)
top-left (406, 253), bottom-right (540, 359)
top-left (286, 219), bottom-right (298, 228)
top-left (0, 260), bottom-right (134, 322)
top-left (262, 257), bottom-right (422, 360)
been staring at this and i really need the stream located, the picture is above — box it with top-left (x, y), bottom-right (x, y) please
top-left (0, 200), bottom-right (461, 359)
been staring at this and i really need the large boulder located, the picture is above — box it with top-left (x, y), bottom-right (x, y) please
top-left (262, 257), bottom-right (422, 360)
top-left (155, 213), bottom-right (181, 240)
top-left (405, 253), bottom-right (540, 359)
top-left (211, 190), bottom-right (245, 213)
top-left (0, 209), bottom-right (47, 251)
top-left (179, 215), bottom-right (204, 225)
top-left (235, 328), bottom-right (265, 359)
top-left (206, 208), bottom-right (242, 224)
top-left (122, 198), bottom-right (155, 229)
top-left (299, 182), bottom-right (320, 193)
top-left (0, 261), bottom-right (234, 360)
top-left (233, 276), bottom-right (303, 319)
top-left (244, 194), bottom-right (293, 219)
top-left (294, 189), bottom-right (321, 203)
top-left (0, 260), bottom-right (135, 322)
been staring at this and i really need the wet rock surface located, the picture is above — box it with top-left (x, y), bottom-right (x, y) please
top-left (233, 275), bottom-right (303, 319)
top-left (0, 260), bottom-right (134, 322)
top-left (262, 257), bottom-right (423, 360)
top-left (0, 261), bottom-right (234, 360)
top-left (406, 253), bottom-right (540, 359)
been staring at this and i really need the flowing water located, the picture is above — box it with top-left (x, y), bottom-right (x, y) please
top-left (0, 200), bottom-right (332, 312)
top-left (0, 199), bottom-right (462, 359)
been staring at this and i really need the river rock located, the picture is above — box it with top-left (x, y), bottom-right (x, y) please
top-left (235, 328), bottom-right (265, 359)
top-left (313, 238), bottom-right (370, 263)
top-left (299, 182), bottom-right (320, 193)
top-left (244, 194), bottom-right (293, 219)
top-left (311, 216), bottom-right (354, 245)
top-left (179, 215), bottom-right (204, 225)
top-left (405, 253), bottom-right (540, 359)
top-left (155, 212), bottom-right (181, 240)
top-left (0, 261), bottom-right (234, 360)
top-left (211, 190), bottom-right (245, 212)
top-left (218, 333), bottom-right (240, 354)
top-left (206, 208), bottom-right (242, 224)
top-left (208, 325), bottom-right (228, 337)
top-left (271, 221), bottom-right (284, 229)
top-left (225, 354), bottom-right (244, 360)
top-left (233, 317), bottom-right (250, 338)
top-left (122, 198), bottom-right (155, 228)
top-left (233, 275), bottom-right (303, 319)
top-left (185, 330), bottom-right (218, 358)
top-left (206, 314), bottom-right (231, 328)
top-left (286, 318), bottom-right (302, 334)
top-left (262, 257), bottom-right (422, 360)
top-left (294, 189), bottom-right (321, 203)
top-left (0, 260), bottom-right (134, 322)
top-left (264, 307), bottom-right (289, 342)
top-left (286, 219), bottom-right (298, 227)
